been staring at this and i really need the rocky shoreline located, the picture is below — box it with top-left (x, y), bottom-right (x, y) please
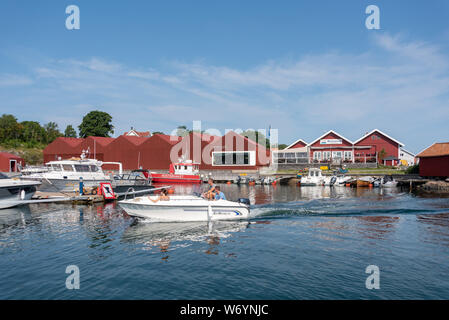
top-left (417, 181), bottom-right (449, 194)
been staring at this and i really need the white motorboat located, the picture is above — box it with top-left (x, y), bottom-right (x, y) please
top-left (119, 195), bottom-right (251, 222)
top-left (323, 174), bottom-right (353, 186)
top-left (381, 176), bottom-right (398, 188)
top-left (0, 173), bottom-right (41, 209)
top-left (20, 150), bottom-right (122, 192)
top-left (300, 168), bottom-right (325, 186)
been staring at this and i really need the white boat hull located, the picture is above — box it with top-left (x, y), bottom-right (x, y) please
top-left (119, 196), bottom-right (250, 222)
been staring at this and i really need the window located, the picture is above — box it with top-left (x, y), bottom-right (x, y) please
top-left (74, 165), bottom-right (90, 172)
top-left (323, 151), bottom-right (331, 160)
top-left (62, 165), bottom-right (74, 171)
top-left (332, 151), bottom-right (342, 159)
top-left (313, 152), bottom-right (321, 160)
top-left (212, 151), bottom-right (254, 166)
top-left (89, 165), bottom-right (99, 172)
top-left (344, 151), bottom-right (353, 160)
top-left (52, 164), bottom-right (62, 171)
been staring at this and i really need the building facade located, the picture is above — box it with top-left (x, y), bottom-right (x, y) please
top-left (274, 129), bottom-right (410, 167)
top-left (0, 152), bottom-right (25, 172)
top-left (417, 142), bottom-right (449, 178)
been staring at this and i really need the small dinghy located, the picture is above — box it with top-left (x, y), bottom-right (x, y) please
top-left (119, 195), bottom-right (251, 222)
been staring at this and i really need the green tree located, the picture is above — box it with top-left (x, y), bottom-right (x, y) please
top-left (78, 110), bottom-right (114, 138)
top-left (64, 125), bottom-right (77, 138)
top-left (0, 114), bottom-right (22, 142)
top-left (278, 144), bottom-right (288, 150)
top-left (152, 131), bottom-right (165, 135)
top-left (44, 122), bottom-right (62, 143)
top-left (21, 121), bottom-right (46, 145)
top-left (176, 125), bottom-right (189, 137)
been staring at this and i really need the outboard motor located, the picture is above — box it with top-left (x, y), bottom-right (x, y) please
top-left (330, 176), bottom-right (337, 187)
top-left (238, 198), bottom-right (250, 206)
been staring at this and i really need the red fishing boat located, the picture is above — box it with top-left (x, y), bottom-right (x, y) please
top-left (150, 161), bottom-right (202, 184)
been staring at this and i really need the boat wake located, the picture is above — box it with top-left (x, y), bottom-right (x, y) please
top-left (249, 195), bottom-right (447, 219)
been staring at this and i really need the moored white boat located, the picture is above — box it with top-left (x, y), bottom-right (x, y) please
top-left (119, 195), bottom-right (251, 222)
top-left (300, 168), bottom-right (325, 186)
top-left (0, 173), bottom-right (41, 209)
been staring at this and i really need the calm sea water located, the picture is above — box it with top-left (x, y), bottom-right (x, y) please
top-left (1, 184), bottom-right (449, 299)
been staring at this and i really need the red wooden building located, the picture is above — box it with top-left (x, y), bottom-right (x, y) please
top-left (0, 152), bottom-right (25, 172)
top-left (417, 142), bottom-right (449, 178)
top-left (353, 129), bottom-right (404, 165)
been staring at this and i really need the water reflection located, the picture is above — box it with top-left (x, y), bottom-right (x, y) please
top-left (0, 205), bottom-right (32, 229)
top-left (121, 220), bottom-right (249, 258)
top-left (416, 213), bottom-right (449, 246)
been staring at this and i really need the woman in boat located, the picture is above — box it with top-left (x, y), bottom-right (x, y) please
top-left (149, 188), bottom-right (170, 203)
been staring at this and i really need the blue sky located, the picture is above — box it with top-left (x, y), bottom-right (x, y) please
top-left (1, 0), bottom-right (449, 153)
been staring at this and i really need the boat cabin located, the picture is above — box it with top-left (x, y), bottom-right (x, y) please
top-left (45, 161), bottom-right (101, 173)
top-left (169, 162), bottom-right (200, 175)
top-left (307, 168), bottom-right (323, 178)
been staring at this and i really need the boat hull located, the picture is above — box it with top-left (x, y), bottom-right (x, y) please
top-left (119, 196), bottom-right (250, 222)
top-left (0, 184), bottom-right (39, 209)
top-left (23, 178), bottom-right (112, 193)
top-left (151, 173), bottom-right (202, 184)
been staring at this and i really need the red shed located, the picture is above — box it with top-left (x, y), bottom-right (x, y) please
top-left (417, 142), bottom-right (449, 178)
top-left (354, 129), bottom-right (404, 166)
top-left (43, 137), bottom-right (84, 162)
top-left (0, 152), bottom-right (25, 172)
top-left (285, 138), bottom-right (308, 150)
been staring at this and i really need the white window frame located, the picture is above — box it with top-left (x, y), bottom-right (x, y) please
top-left (344, 151), bottom-right (353, 160)
top-left (313, 151), bottom-right (322, 160)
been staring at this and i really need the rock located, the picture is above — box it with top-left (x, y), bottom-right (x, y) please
top-left (418, 181), bottom-right (449, 193)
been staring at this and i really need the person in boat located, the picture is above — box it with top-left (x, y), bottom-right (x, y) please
top-left (213, 186), bottom-right (226, 201)
top-left (149, 188), bottom-right (170, 203)
top-left (202, 178), bottom-right (216, 200)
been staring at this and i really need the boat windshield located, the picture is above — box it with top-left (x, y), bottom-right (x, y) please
top-left (74, 165), bottom-right (90, 172)
top-left (0, 172), bottom-right (8, 179)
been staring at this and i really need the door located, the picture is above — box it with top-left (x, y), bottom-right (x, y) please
top-left (9, 160), bottom-right (17, 172)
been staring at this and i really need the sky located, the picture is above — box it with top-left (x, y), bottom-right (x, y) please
top-left (1, 0), bottom-right (449, 153)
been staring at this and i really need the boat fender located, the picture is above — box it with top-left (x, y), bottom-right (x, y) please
top-left (238, 198), bottom-right (250, 206)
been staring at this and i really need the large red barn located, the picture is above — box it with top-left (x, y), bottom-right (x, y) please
top-left (43, 137), bottom-right (84, 163)
top-left (354, 129), bottom-right (404, 165)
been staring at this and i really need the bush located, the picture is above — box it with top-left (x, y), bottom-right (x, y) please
top-left (406, 164), bottom-right (419, 174)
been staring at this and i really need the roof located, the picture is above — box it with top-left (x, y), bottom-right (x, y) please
top-left (123, 129), bottom-right (151, 137)
top-left (155, 134), bottom-right (182, 145)
top-left (353, 129), bottom-right (404, 147)
top-left (86, 136), bottom-right (115, 146)
top-left (383, 156), bottom-right (399, 161)
top-left (120, 135), bottom-right (150, 146)
top-left (417, 142), bottom-right (449, 158)
top-left (400, 148), bottom-right (416, 157)
top-left (285, 138), bottom-right (308, 149)
top-left (308, 130), bottom-right (353, 146)
top-left (56, 137), bottom-right (84, 147)
top-left (0, 152), bottom-right (22, 159)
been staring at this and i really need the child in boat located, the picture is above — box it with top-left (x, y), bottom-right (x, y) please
top-left (202, 178), bottom-right (216, 200)
top-left (214, 186), bottom-right (226, 200)
top-left (149, 188), bottom-right (170, 203)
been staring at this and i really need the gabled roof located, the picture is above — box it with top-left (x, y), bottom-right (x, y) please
top-left (353, 129), bottom-right (404, 147)
top-left (308, 130), bottom-right (353, 146)
top-left (400, 148), bottom-right (416, 157)
top-left (417, 142), bottom-right (449, 158)
top-left (86, 136), bottom-right (115, 146)
top-left (56, 137), bottom-right (84, 147)
top-left (154, 134), bottom-right (182, 145)
top-left (120, 135), bottom-right (149, 146)
top-left (285, 138), bottom-right (308, 149)
top-left (123, 129), bottom-right (151, 137)
top-left (0, 152), bottom-right (22, 159)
